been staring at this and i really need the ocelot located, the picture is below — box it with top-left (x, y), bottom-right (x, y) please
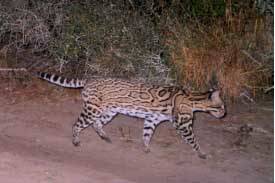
top-left (37, 72), bottom-right (226, 159)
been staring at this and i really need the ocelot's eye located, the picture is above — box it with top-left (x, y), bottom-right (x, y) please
top-left (183, 116), bottom-right (189, 120)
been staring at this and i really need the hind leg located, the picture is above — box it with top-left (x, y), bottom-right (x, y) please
top-left (72, 111), bottom-right (93, 146)
top-left (72, 102), bottom-right (103, 146)
top-left (92, 109), bottom-right (117, 143)
top-left (92, 119), bottom-right (111, 143)
top-left (73, 103), bottom-right (117, 146)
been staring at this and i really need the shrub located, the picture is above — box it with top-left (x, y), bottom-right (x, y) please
top-left (163, 1), bottom-right (273, 99)
top-left (0, 0), bottom-right (273, 100)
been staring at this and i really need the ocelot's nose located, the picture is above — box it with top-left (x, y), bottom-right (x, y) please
top-left (210, 107), bottom-right (225, 118)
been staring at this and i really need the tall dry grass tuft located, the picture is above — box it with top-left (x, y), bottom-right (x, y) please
top-left (166, 11), bottom-right (273, 100)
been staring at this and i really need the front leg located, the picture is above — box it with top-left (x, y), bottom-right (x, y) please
top-left (142, 118), bottom-right (162, 153)
top-left (174, 114), bottom-right (206, 159)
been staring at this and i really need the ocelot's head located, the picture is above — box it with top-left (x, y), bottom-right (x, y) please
top-left (177, 89), bottom-right (226, 119)
top-left (206, 90), bottom-right (226, 118)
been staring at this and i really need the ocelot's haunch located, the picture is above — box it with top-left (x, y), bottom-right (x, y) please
top-left (37, 72), bottom-right (226, 159)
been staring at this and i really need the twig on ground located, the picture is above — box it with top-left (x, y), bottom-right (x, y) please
top-left (264, 86), bottom-right (274, 93)
top-left (241, 50), bottom-right (262, 66)
top-left (0, 68), bottom-right (27, 72)
top-left (240, 91), bottom-right (255, 103)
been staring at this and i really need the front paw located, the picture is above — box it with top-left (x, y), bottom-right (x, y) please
top-left (72, 138), bottom-right (80, 146)
top-left (143, 146), bottom-right (151, 153)
top-left (101, 136), bottom-right (112, 143)
top-left (198, 151), bottom-right (207, 159)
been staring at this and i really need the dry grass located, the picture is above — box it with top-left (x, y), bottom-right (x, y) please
top-left (165, 12), bottom-right (273, 99)
top-left (0, 1), bottom-right (273, 100)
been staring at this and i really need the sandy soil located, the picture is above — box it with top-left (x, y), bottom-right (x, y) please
top-left (0, 79), bottom-right (273, 183)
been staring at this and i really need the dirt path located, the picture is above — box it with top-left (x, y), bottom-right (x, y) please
top-left (0, 81), bottom-right (273, 183)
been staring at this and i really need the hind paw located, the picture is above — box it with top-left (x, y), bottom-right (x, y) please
top-left (101, 136), bottom-right (112, 143)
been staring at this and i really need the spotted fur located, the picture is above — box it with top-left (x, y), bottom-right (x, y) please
top-left (38, 72), bottom-right (226, 159)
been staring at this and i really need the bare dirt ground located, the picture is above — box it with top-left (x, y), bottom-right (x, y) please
top-left (0, 79), bottom-right (273, 183)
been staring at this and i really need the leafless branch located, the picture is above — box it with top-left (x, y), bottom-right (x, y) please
top-left (241, 50), bottom-right (262, 66)
top-left (0, 68), bottom-right (27, 72)
top-left (264, 86), bottom-right (274, 93)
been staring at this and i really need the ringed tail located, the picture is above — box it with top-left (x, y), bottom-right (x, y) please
top-left (37, 72), bottom-right (86, 88)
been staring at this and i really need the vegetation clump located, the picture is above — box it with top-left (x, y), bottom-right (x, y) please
top-left (0, 0), bottom-right (273, 100)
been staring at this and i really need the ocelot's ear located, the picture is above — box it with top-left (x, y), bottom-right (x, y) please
top-left (210, 90), bottom-right (223, 105)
